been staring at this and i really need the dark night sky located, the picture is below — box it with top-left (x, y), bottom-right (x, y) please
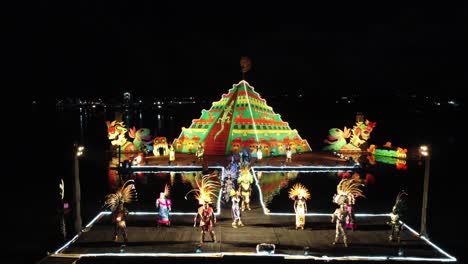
top-left (5, 3), bottom-right (467, 262)
top-left (8, 2), bottom-right (466, 100)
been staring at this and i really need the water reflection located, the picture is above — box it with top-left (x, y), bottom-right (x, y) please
top-left (256, 171), bottom-right (298, 208)
top-left (258, 169), bottom-right (420, 219)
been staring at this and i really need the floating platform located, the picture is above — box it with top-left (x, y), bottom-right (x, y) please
top-left (111, 151), bottom-right (359, 172)
top-left (39, 162), bottom-right (457, 263)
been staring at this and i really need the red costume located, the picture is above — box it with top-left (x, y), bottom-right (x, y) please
top-left (194, 203), bottom-right (217, 243)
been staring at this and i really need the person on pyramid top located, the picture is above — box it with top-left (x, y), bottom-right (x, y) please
top-left (240, 147), bottom-right (251, 164)
top-left (285, 145), bottom-right (293, 163)
top-left (256, 144), bottom-right (263, 161)
top-left (168, 144), bottom-right (175, 164)
top-left (195, 143), bottom-right (204, 161)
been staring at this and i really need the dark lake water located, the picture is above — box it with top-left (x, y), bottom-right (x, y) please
top-left (11, 96), bottom-right (464, 263)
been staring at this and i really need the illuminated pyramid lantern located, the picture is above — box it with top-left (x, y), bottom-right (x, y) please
top-left (174, 80), bottom-right (312, 156)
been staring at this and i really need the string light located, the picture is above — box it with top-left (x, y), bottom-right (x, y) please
top-left (52, 167), bottom-right (456, 262)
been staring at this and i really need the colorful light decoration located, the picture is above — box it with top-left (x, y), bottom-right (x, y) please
top-left (324, 119), bottom-right (376, 152)
top-left (368, 143), bottom-right (408, 159)
top-left (106, 120), bottom-right (153, 159)
top-left (366, 143), bottom-right (408, 170)
top-left (174, 81), bottom-right (311, 156)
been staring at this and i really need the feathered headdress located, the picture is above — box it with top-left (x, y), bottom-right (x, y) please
top-left (288, 183), bottom-right (310, 200)
top-left (229, 189), bottom-right (237, 197)
top-left (333, 178), bottom-right (365, 205)
top-left (163, 183), bottom-right (170, 197)
top-left (185, 173), bottom-right (220, 205)
top-left (240, 164), bottom-right (251, 176)
top-left (392, 190), bottom-right (408, 213)
top-left (225, 166), bottom-right (236, 179)
top-left (104, 179), bottom-right (138, 211)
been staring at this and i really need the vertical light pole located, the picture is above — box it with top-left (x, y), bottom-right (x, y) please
top-left (59, 179), bottom-right (66, 241)
top-left (74, 145), bottom-right (85, 234)
top-left (419, 145), bottom-right (430, 237)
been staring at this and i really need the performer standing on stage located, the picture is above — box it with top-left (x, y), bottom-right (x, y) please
top-left (186, 173), bottom-right (220, 244)
top-left (288, 183), bottom-right (310, 230)
top-left (230, 189), bottom-right (244, 228)
top-left (331, 203), bottom-right (349, 247)
top-left (331, 177), bottom-right (365, 246)
top-left (387, 190), bottom-right (408, 243)
top-left (332, 178), bottom-right (365, 231)
top-left (104, 180), bottom-right (138, 245)
top-left (194, 201), bottom-right (217, 243)
top-left (156, 184), bottom-right (172, 226)
top-left (222, 170), bottom-right (236, 204)
top-left (237, 165), bottom-right (254, 211)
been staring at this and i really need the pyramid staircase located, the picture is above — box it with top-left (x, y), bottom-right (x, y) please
top-left (203, 91), bottom-right (238, 155)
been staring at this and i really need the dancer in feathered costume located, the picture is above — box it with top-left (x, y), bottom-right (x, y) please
top-left (156, 184), bottom-right (172, 226)
top-left (387, 190), bottom-right (408, 243)
top-left (289, 183), bottom-right (310, 230)
top-left (331, 203), bottom-right (350, 247)
top-left (237, 165), bottom-right (254, 211)
top-left (186, 173), bottom-right (220, 244)
top-left (331, 178), bottom-right (365, 246)
top-left (103, 180), bottom-right (138, 244)
top-left (333, 178), bottom-right (365, 231)
top-left (222, 168), bottom-right (236, 204)
top-left (230, 189), bottom-right (244, 228)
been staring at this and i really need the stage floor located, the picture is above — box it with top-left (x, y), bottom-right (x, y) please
top-left (41, 206), bottom-right (456, 263)
top-left (37, 156), bottom-right (456, 263)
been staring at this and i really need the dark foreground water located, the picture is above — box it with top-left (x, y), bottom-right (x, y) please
top-left (8, 95), bottom-right (464, 263)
